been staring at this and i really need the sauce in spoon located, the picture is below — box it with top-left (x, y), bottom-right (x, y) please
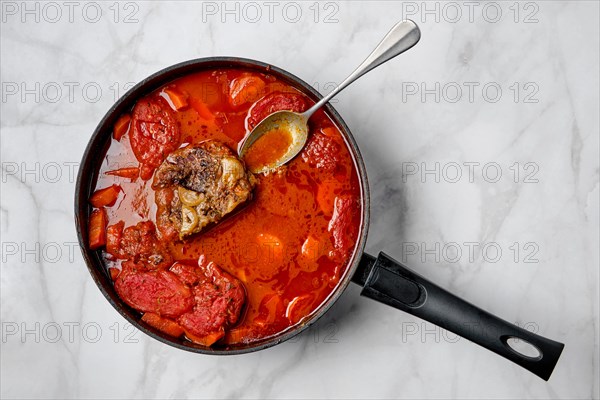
top-left (244, 128), bottom-right (293, 172)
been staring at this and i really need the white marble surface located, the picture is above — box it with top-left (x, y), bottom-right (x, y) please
top-left (1, 1), bottom-right (598, 399)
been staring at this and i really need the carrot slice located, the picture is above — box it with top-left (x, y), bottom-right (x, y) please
top-left (105, 167), bottom-right (139, 180)
top-left (142, 313), bottom-right (185, 337)
top-left (321, 126), bottom-right (338, 137)
top-left (109, 267), bottom-right (120, 281)
top-left (90, 184), bottom-right (121, 208)
top-left (89, 208), bottom-right (108, 250)
top-left (225, 326), bottom-right (253, 344)
top-left (184, 328), bottom-right (224, 346)
top-left (164, 87), bottom-right (189, 111)
top-left (113, 114), bottom-right (131, 141)
top-left (285, 294), bottom-right (315, 325)
top-left (189, 98), bottom-right (215, 121)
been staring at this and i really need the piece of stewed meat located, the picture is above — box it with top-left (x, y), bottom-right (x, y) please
top-left (153, 140), bottom-right (255, 240)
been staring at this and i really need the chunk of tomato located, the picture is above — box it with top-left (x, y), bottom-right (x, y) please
top-left (130, 96), bottom-right (180, 169)
top-left (178, 261), bottom-right (246, 345)
top-left (114, 265), bottom-right (194, 318)
top-left (302, 132), bottom-right (341, 173)
top-left (229, 74), bottom-right (266, 108)
top-left (106, 220), bottom-right (124, 257)
top-left (246, 91), bottom-right (308, 130)
top-left (328, 196), bottom-right (360, 260)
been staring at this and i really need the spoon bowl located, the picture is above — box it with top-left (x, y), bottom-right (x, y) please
top-left (238, 111), bottom-right (308, 174)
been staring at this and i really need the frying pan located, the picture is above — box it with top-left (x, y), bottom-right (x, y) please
top-left (75, 57), bottom-right (564, 381)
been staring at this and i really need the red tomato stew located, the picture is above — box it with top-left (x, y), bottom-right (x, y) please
top-left (89, 68), bottom-right (363, 346)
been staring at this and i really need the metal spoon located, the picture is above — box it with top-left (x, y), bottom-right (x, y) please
top-left (239, 20), bottom-right (421, 174)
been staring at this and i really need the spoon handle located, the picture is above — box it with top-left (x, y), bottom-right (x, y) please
top-left (304, 20), bottom-right (421, 118)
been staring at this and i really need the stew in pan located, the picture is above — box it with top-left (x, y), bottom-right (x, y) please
top-left (88, 68), bottom-right (363, 346)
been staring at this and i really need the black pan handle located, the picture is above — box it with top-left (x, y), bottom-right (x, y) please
top-left (352, 252), bottom-right (564, 380)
